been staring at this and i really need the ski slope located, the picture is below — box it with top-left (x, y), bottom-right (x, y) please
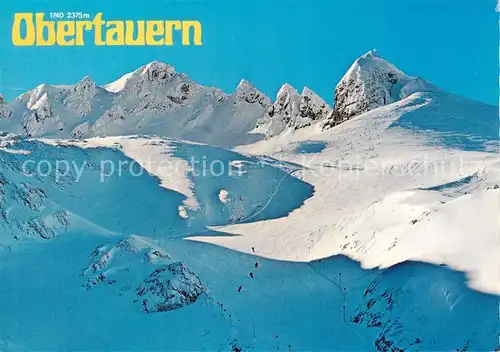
top-left (194, 91), bottom-right (500, 295)
top-left (0, 135), bottom-right (497, 351)
top-left (0, 51), bottom-right (498, 351)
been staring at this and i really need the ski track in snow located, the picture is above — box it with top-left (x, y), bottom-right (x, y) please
top-left (35, 92), bottom-right (499, 295)
top-left (191, 94), bottom-right (500, 295)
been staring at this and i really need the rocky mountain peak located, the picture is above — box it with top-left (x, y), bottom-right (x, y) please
top-left (112, 61), bottom-right (179, 95)
top-left (277, 83), bottom-right (299, 98)
top-left (358, 48), bottom-right (379, 60)
top-left (265, 83), bottom-right (300, 124)
top-left (323, 50), bottom-right (414, 129)
top-left (140, 61), bottom-right (177, 83)
top-left (236, 79), bottom-right (253, 91)
top-left (256, 84), bottom-right (331, 138)
top-left (63, 76), bottom-right (101, 116)
top-left (0, 94), bottom-right (11, 119)
top-left (299, 86), bottom-right (331, 121)
top-left (234, 79), bottom-right (271, 107)
top-left (74, 76), bottom-right (96, 92)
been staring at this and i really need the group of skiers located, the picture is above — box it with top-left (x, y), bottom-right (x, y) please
top-left (237, 247), bottom-right (260, 292)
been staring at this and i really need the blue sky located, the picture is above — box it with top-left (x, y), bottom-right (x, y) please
top-left (0, 0), bottom-right (498, 106)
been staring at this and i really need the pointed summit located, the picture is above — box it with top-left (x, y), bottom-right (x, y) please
top-left (104, 61), bottom-right (178, 94)
top-left (323, 50), bottom-right (438, 129)
top-left (277, 83), bottom-right (299, 97)
top-left (78, 76), bottom-right (95, 85)
top-left (299, 87), bottom-right (331, 123)
top-left (138, 61), bottom-right (177, 84)
top-left (236, 79), bottom-right (253, 90)
top-left (73, 76), bottom-right (97, 94)
top-left (301, 86), bottom-right (316, 96)
top-left (235, 79), bottom-right (257, 96)
top-left (234, 79), bottom-right (271, 107)
top-left (141, 61), bottom-right (176, 75)
top-left (256, 84), bottom-right (331, 138)
top-left (268, 83), bottom-right (301, 124)
top-left (359, 49), bottom-right (379, 59)
top-left (301, 86), bottom-right (328, 104)
top-left (324, 50), bottom-right (413, 129)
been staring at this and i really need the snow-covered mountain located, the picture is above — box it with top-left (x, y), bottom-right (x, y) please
top-left (0, 51), bottom-right (446, 146)
top-left (0, 62), bottom-right (272, 147)
top-left (0, 51), bottom-right (444, 146)
top-left (0, 51), bottom-right (498, 351)
top-left (255, 84), bottom-right (332, 138)
top-left (323, 50), bottom-right (437, 129)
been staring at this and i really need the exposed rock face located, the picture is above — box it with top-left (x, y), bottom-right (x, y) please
top-left (257, 84), bottom-right (331, 138)
top-left (0, 137), bottom-right (70, 242)
top-left (0, 94), bottom-right (11, 119)
top-left (135, 262), bottom-right (206, 313)
top-left (0, 171), bottom-right (69, 241)
top-left (63, 76), bottom-right (99, 116)
top-left (234, 79), bottom-right (271, 108)
top-left (323, 50), bottom-right (410, 129)
top-left (323, 50), bottom-right (436, 129)
top-left (299, 87), bottom-right (332, 123)
top-left (350, 275), bottom-right (420, 352)
top-left (81, 236), bottom-right (172, 290)
top-left (80, 235), bottom-right (205, 314)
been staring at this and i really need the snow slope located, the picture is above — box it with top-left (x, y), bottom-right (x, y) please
top-left (195, 90), bottom-right (500, 295)
top-left (0, 136), bottom-right (497, 351)
top-left (0, 50), bottom-right (498, 351)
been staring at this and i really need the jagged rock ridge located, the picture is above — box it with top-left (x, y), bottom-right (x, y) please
top-left (256, 84), bottom-right (332, 138)
top-left (0, 52), bottom-right (438, 144)
top-left (0, 62), bottom-right (272, 148)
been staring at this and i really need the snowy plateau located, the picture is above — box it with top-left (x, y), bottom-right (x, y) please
top-left (0, 50), bottom-right (498, 351)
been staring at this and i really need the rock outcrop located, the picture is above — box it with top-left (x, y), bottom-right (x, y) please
top-left (256, 84), bottom-right (331, 138)
top-left (136, 262), bottom-right (206, 313)
top-left (323, 50), bottom-right (436, 129)
top-left (80, 235), bottom-right (205, 314)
